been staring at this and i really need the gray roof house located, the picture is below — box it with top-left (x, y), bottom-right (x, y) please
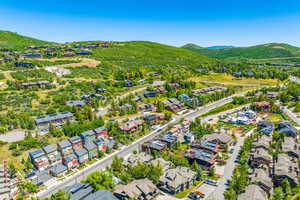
top-left (84, 141), bottom-right (98, 159)
top-left (75, 148), bottom-right (89, 164)
top-left (159, 166), bottom-right (197, 194)
top-left (58, 139), bottom-right (73, 156)
top-left (49, 163), bottom-right (67, 177)
top-left (124, 152), bottom-right (153, 166)
top-left (114, 179), bottom-right (158, 200)
top-left (35, 112), bottom-right (73, 125)
top-left (43, 144), bottom-right (61, 165)
top-left (64, 183), bottom-right (94, 200)
top-left (237, 184), bottom-right (268, 200)
top-left (84, 189), bottom-right (117, 200)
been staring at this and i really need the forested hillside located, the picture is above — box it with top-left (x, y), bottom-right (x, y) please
top-left (91, 41), bottom-right (215, 79)
top-left (0, 30), bottom-right (54, 50)
top-left (182, 43), bottom-right (300, 59)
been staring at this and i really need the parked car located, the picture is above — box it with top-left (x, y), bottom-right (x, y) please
top-left (204, 179), bottom-right (218, 186)
top-left (229, 148), bottom-right (234, 154)
top-left (188, 191), bottom-right (205, 200)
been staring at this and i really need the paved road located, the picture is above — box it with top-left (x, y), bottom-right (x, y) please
top-left (205, 129), bottom-right (255, 200)
top-left (282, 106), bottom-right (300, 126)
top-left (36, 90), bottom-right (250, 198)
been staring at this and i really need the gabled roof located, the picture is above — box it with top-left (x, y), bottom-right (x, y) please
top-left (29, 148), bottom-right (46, 159)
top-left (75, 148), bottom-right (88, 157)
top-left (43, 144), bottom-right (57, 154)
top-left (36, 112), bottom-right (73, 124)
top-left (250, 168), bottom-right (273, 188)
top-left (84, 189), bottom-right (118, 200)
top-left (69, 136), bottom-right (82, 144)
top-left (84, 141), bottom-right (97, 151)
top-left (58, 139), bottom-right (72, 148)
top-left (237, 184), bottom-right (267, 200)
top-left (202, 132), bottom-right (232, 144)
top-left (64, 183), bottom-right (93, 200)
top-left (50, 163), bottom-right (67, 175)
top-left (114, 179), bottom-right (157, 199)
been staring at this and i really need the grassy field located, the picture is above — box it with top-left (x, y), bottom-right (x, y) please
top-left (189, 73), bottom-right (280, 86)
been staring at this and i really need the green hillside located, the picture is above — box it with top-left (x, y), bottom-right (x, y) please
top-left (91, 41), bottom-right (215, 76)
top-left (0, 30), bottom-right (54, 50)
top-left (182, 43), bottom-right (300, 59)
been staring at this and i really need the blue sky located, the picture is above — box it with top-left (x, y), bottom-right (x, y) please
top-left (1, 0), bottom-right (300, 46)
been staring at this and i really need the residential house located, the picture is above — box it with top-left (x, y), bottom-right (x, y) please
top-left (144, 91), bottom-right (157, 98)
top-left (20, 80), bottom-right (50, 89)
top-left (58, 139), bottom-right (73, 157)
top-left (139, 103), bottom-right (156, 112)
top-left (67, 100), bottom-right (86, 107)
top-left (191, 140), bottom-right (219, 153)
top-left (184, 133), bottom-right (195, 144)
top-left (96, 88), bottom-right (107, 93)
top-left (80, 130), bottom-right (96, 144)
top-left (185, 148), bottom-right (216, 169)
top-left (254, 101), bottom-right (271, 108)
top-left (114, 179), bottom-right (159, 200)
top-left (93, 126), bottom-right (108, 139)
top-left (160, 134), bottom-right (177, 147)
top-left (119, 120), bottom-right (144, 133)
top-left (281, 137), bottom-right (300, 158)
top-left (124, 152), bottom-right (153, 166)
top-left (35, 112), bottom-right (73, 130)
top-left (69, 136), bottom-right (84, 151)
top-left (63, 153), bottom-right (79, 169)
top-left (75, 148), bottom-right (89, 164)
top-left (237, 184), bottom-right (268, 200)
top-left (273, 153), bottom-right (299, 187)
top-left (258, 121), bottom-right (274, 135)
top-left (202, 132), bottom-right (233, 147)
top-left (75, 49), bottom-right (92, 56)
top-left (124, 80), bottom-right (134, 87)
top-left (15, 61), bottom-right (34, 68)
top-left (237, 110), bottom-right (256, 119)
top-left (159, 166), bottom-right (197, 194)
top-left (192, 86), bottom-right (226, 96)
top-left (143, 140), bottom-right (167, 153)
top-left (49, 163), bottom-right (67, 177)
top-left (29, 149), bottom-right (49, 170)
top-left (249, 168), bottom-right (273, 196)
top-left (84, 142), bottom-right (98, 159)
top-left (64, 183), bottom-right (93, 200)
top-left (84, 189), bottom-right (118, 200)
top-left (250, 147), bottom-right (272, 169)
top-left (21, 52), bottom-right (41, 58)
top-left (162, 98), bottom-right (186, 113)
top-left (156, 86), bottom-right (165, 93)
top-left (278, 120), bottom-right (298, 137)
top-left (266, 91), bottom-right (279, 99)
top-left (94, 137), bottom-right (107, 152)
top-left (43, 144), bottom-right (61, 165)
top-left (251, 135), bottom-right (271, 151)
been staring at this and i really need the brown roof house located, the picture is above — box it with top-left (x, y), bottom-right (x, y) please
top-left (249, 168), bottom-right (273, 196)
top-left (119, 120), bottom-right (144, 133)
top-left (202, 132), bottom-right (233, 147)
top-left (273, 153), bottom-right (299, 187)
top-left (114, 178), bottom-right (159, 200)
top-left (159, 166), bottom-right (197, 194)
top-left (250, 147), bottom-right (272, 169)
top-left (281, 137), bottom-right (300, 158)
top-left (237, 184), bottom-right (268, 200)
